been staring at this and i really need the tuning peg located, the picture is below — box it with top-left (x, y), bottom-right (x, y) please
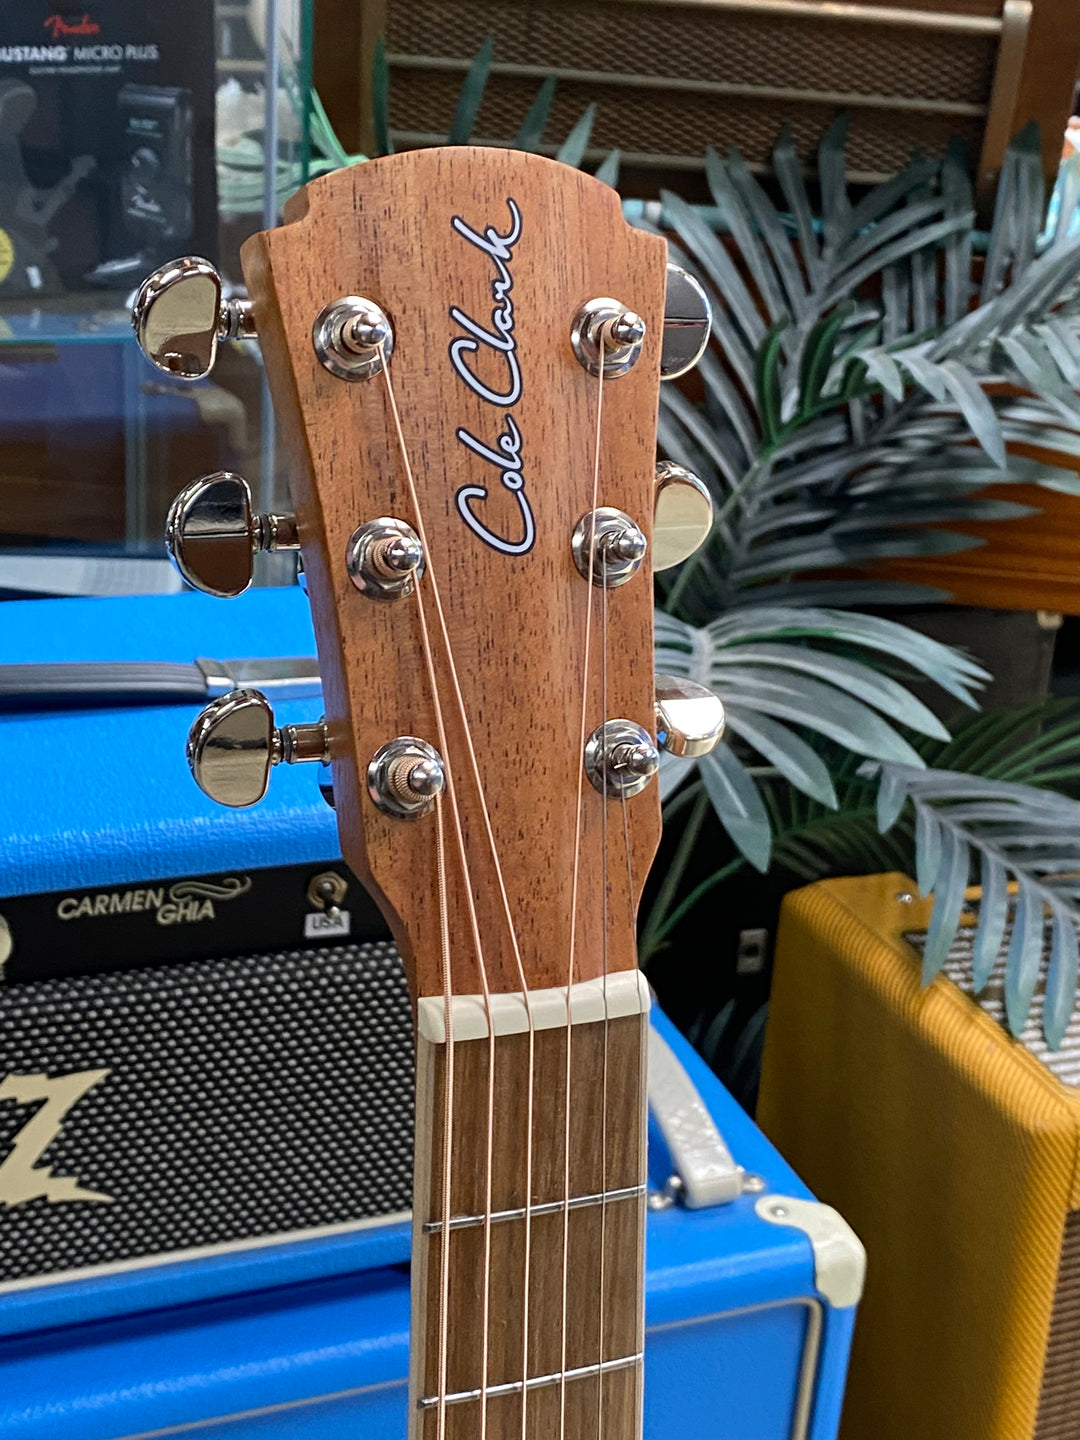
top-left (132, 256), bottom-right (256, 380)
top-left (166, 472), bottom-right (299, 598)
top-left (661, 264), bottom-right (711, 380)
top-left (653, 462), bottom-right (713, 571)
top-left (187, 688), bottom-right (330, 808)
top-left (655, 674), bottom-right (725, 758)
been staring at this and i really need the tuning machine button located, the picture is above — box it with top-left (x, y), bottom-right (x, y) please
top-left (655, 674), bottom-right (726, 757)
top-left (653, 462), bottom-right (713, 572)
top-left (661, 264), bottom-right (712, 379)
top-left (187, 688), bottom-right (330, 808)
top-left (585, 720), bottom-right (660, 798)
top-left (132, 256), bottom-right (255, 380)
top-left (166, 472), bottom-right (299, 598)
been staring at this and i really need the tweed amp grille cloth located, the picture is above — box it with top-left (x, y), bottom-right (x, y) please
top-left (905, 921), bottom-right (1080, 1086)
top-left (906, 917), bottom-right (1080, 1438)
top-left (0, 941), bottom-right (415, 1285)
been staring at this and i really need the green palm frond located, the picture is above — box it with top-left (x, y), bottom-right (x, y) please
top-left (654, 129), bottom-right (1080, 626)
top-left (656, 606), bottom-right (988, 872)
top-left (869, 759), bottom-right (1080, 1047)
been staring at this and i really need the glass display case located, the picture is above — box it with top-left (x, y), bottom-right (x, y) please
top-left (0, 0), bottom-right (313, 598)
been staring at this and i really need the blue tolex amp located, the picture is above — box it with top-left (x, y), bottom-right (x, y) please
top-left (0, 588), bottom-right (861, 1440)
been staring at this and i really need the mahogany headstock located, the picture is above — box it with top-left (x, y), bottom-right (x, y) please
top-left (133, 148), bottom-right (720, 1004)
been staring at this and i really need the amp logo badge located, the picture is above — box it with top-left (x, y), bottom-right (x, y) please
top-left (0, 1069), bottom-right (112, 1207)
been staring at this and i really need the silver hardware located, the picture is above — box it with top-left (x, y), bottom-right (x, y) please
top-left (422, 1182), bottom-right (646, 1234)
top-left (346, 517), bottom-right (425, 600)
top-left (660, 263), bottom-right (712, 379)
top-left (769, 1203), bottom-right (790, 1219)
top-left (570, 296), bottom-right (646, 377)
top-left (312, 296), bottom-right (393, 380)
top-left (306, 870), bottom-right (347, 921)
top-left (571, 507), bottom-right (647, 588)
top-left (655, 674), bottom-right (726, 758)
top-left (653, 461), bottom-right (713, 572)
top-left (368, 737), bottom-right (445, 819)
top-left (0, 915), bottom-right (11, 976)
top-left (186, 689), bottom-right (329, 809)
top-left (418, 1353), bottom-right (643, 1410)
top-left (132, 256), bottom-right (255, 380)
top-left (585, 719), bottom-right (659, 798)
top-left (741, 1172), bottom-right (767, 1195)
top-left (166, 472), bottom-right (299, 598)
top-left (895, 890), bottom-right (915, 904)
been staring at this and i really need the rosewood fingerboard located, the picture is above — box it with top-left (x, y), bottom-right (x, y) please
top-left (412, 1013), bottom-right (648, 1440)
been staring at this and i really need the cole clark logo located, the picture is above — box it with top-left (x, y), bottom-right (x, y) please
top-left (43, 12), bottom-right (100, 38)
top-left (0, 1069), bottom-right (111, 1208)
top-left (449, 197), bottom-right (535, 557)
top-left (56, 876), bottom-right (252, 927)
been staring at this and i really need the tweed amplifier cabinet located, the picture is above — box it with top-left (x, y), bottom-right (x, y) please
top-left (758, 872), bottom-right (1080, 1440)
top-left (362, 0), bottom-right (1030, 193)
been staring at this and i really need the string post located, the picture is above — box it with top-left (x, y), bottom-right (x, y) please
top-left (570, 296), bottom-right (646, 377)
top-left (571, 507), bottom-right (647, 589)
top-left (584, 719), bottom-right (659, 798)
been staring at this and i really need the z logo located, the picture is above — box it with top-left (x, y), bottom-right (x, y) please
top-left (0, 1069), bottom-right (113, 1207)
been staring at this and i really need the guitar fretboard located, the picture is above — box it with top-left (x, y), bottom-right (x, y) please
top-left (410, 979), bottom-right (649, 1440)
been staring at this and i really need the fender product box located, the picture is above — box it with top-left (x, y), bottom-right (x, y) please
top-left (0, 589), bottom-right (862, 1439)
top-left (759, 872), bottom-right (1080, 1440)
top-left (0, 1), bottom-right (216, 296)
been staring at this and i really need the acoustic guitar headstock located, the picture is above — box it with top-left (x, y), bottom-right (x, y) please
top-left (132, 148), bottom-right (722, 1002)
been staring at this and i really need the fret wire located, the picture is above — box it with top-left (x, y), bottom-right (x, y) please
top-left (421, 1182), bottom-right (646, 1234)
top-left (418, 1352), bottom-right (644, 1410)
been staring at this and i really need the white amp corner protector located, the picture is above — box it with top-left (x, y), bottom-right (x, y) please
top-left (756, 1195), bottom-right (866, 1308)
top-left (646, 1026), bottom-right (743, 1206)
top-left (417, 969), bottom-right (651, 1044)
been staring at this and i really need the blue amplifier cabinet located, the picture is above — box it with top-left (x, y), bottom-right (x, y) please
top-left (0, 590), bottom-right (861, 1440)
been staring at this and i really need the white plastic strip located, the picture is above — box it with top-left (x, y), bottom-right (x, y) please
top-left (417, 969), bottom-right (651, 1044)
top-left (647, 1026), bottom-right (743, 1206)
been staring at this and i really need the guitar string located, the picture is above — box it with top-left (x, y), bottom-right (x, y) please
top-left (560, 336), bottom-right (606, 1440)
top-left (597, 549), bottom-right (611, 1440)
top-left (378, 356), bottom-right (497, 1440)
top-left (378, 349), bottom-right (538, 1440)
top-left (433, 790), bottom-right (455, 1436)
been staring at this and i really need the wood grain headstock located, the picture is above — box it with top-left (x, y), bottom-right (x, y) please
top-left (133, 147), bottom-right (720, 1005)
top-left (242, 148), bottom-right (670, 1003)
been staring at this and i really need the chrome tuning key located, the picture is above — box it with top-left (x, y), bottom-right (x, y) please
top-left (653, 462), bottom-right (713, 571)
top-left (187, 689), bottom-right (329, 809)
top-left (655, 674), bottom-right (726, 757)
top-left (166, 472), bottom-right (299, 598)
top-left (571, 298), bottom-right (647, 377)
top-left (368, 738), bottom-right (446, 819)
top-left (313, 296), bottom-right (393, 380)
top-left (585, 720), bottom-right (660, 798)
top-left (661, 264), bottom-right (712, 379)
top-left (132, 257), bottom-right (255, 380)
top-left (572, 508), bottom-right (647, 588)
top-left (346, 517), bottom-right (424, 600)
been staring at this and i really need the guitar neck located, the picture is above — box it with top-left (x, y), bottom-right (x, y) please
top-left (410, 972), bottom-right (650, 1440)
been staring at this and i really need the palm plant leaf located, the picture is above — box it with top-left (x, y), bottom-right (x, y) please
top-left (656, 127), bottom-right (1080, 627)
top-left (870, 760), bottom-right (1080, 1045)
